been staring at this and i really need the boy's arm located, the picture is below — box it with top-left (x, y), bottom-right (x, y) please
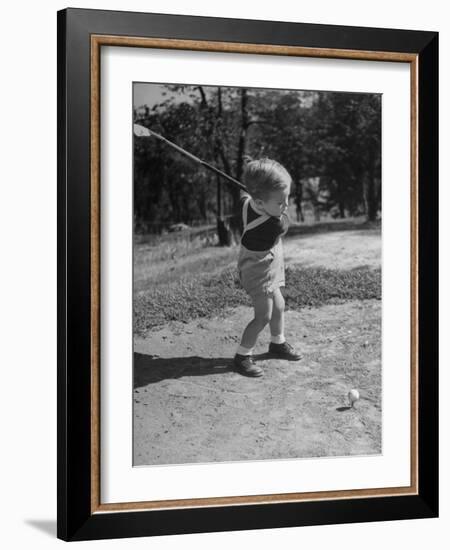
top-left (237, 191), bottom-right (250, 212)
top-left (280, 212), bottom-right (290, 235)
top-left (235, 191), bottom-right (250, 233)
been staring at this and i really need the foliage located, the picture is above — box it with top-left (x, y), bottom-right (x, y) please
top-left (134, 85), bottom-right (382, 232)
top-left (133, 265), bottom-right (381, 336)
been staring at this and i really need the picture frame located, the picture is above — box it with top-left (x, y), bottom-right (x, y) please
top-left (57, 7), bottom-right (438, 542)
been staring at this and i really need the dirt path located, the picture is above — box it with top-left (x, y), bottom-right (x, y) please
top-left (133, 300), bottom-right (381, 466)
top-left (283, 229), bottom-right (381, 270)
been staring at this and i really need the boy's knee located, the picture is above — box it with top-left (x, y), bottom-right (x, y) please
top-left (262, 313), bottom-right (272, 326)
top-left (273, 298), bottom-right (285, 314)
top-left (254, 313), bottom-right (271, 327)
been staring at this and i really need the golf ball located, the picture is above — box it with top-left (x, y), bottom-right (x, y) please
top-left (348, 389), bottom-right (360, 406)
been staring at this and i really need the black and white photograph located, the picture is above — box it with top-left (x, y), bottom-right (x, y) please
top-left (0, 0), bottom-right (444, 545)
top-left (132, 82), bottom-right (382, 466)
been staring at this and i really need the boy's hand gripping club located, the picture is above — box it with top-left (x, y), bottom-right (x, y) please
top-left (134, 124), bottom-right (248, 193)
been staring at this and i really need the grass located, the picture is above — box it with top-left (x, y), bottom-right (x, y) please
top-left (134, 265), bottom-right (381, 336)
top-left (134, 244), bottom-right (238, 290)
top-left (135, 231), bottom-right (217, 264)
top-left (284, 266), bottom-right (381, 305)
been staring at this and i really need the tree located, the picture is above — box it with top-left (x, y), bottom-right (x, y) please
top-left (133, 85), bottom-right (381, 234)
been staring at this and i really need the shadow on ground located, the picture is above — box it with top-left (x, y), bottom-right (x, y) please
top-left (25, 520), bottom-right (56, 538)
top-left (134, 352), bottom-right (272, 387)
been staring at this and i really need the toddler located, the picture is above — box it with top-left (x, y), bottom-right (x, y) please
top-left (234, 158), bottom-right (301, 377)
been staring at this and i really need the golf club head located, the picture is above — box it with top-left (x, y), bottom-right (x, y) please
top-left (134, 123), bottom-right (152, 137)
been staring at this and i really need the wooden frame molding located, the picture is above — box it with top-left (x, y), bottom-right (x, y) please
top-left (90, 35), bottom-right (419, 515)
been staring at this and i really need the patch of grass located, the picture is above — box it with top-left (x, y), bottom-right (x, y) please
top-left (134, 244), bottom-right (239, 290)
top-left (134, 266), bottom-right (381, 336)
top-left (135, 234), bottom-right (214, 266)
top-left (284, 266), bottom-right (381, 307)
top-left (134, 270), bottom-right (248, 335)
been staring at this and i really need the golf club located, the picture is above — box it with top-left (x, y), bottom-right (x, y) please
top-left (133, 123), bottom-right (248, 193)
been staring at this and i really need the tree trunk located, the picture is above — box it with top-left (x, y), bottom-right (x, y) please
top-left (313, 203), bottom-right (321, 222)
top-left (236, 88), bottom-right (249, 184)
top-left (366, 179), bottom-right (377, 221)
top-left (217, 217), bottom-right (232, 246)
top-left (225, 88), bottom-right (250, 245)
top-left (215, 87), bottom-right (234, 246)
top-left (197, 85), bottom-right (233, 246)
top-left (295, 201), bottom-right (304, 222)
top-left (365, 158), bottom-right (378, 222)
top-left (295, 182), bottom-right (304, 222)
top-left (334, 178), bottom-right (346, 218)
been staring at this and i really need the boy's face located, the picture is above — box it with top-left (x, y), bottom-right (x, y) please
top-left (257, 186), bottom-right (290, 217)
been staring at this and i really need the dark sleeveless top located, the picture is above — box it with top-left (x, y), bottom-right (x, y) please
top-left (238, 194), bottom-right (289, 251)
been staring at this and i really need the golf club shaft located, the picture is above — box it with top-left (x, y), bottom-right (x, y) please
top-left (134, 124), bottom-right (248, 193)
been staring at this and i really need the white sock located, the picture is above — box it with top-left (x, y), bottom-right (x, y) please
top-left (236, 345), bottom-right (253, 356)
top-left (270, 334), bottom-right (286, 344)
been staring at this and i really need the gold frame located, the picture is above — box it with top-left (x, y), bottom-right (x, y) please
top-left (90, 36), bottom-right (419, 514)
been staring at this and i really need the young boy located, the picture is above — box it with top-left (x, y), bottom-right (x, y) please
top-left (234, 158), bottom-right (301, 377)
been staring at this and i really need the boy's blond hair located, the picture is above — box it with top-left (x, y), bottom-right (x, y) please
top-left (243, 158), bottom-right (292, 200)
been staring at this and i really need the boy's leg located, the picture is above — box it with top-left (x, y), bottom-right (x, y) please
top-left (269, 288), bottom-right (285, 342)
top-left (235, 294), bottom-right (273, 377)
top-left (240, 293), bottom-right (273, 349)
top-left (268, 288), bottom-right (301, 360)
top-left (234, 295), bottom-right (272, 376)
